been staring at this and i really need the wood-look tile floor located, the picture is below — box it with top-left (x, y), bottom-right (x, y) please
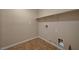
top-left (7, 38), bottom-right (58, 50)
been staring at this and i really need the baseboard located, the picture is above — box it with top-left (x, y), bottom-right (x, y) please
top-left (1, 36), bottom-right (65, 50)
top-left (38, 36), bottom-right (65, 50)
top-left (1, 36), bottom-right (38, 50)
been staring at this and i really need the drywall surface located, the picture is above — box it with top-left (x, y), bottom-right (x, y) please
top-left (38, 9), bottom-right (73, 18)
top-left (0, 20), bottom-right (1, 48)
top-left (38, 21), bottom-right (79, 49)
top-left (0, 9), bottom-right (38, 48)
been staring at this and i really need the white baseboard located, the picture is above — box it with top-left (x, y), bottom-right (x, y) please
top-left (1, 36), bottom-right (65, 50)
top-left (1, 36), bottom-right (38, 50)
top-left (38, 36), bottom-right (65, 50)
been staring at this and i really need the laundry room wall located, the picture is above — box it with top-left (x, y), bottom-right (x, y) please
top-left (0, 9), bottom-right (38, 48)
top-left (38, 10), bottom-right (79, 49)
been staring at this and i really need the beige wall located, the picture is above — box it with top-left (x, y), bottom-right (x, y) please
top-left (38, 9), bottom-right (73, 18)
top-left (0, 20), bottom-right (1, 48)
top-left (0, 9), bottom-right (79, 50)
top-left (58, 21), bottom-right (79, 49)
top-left (38, 9), bottom-right (79, 50)
top-left (0, 9), bottom-right (38, 48)
top-left (38, 21), bottom-right (79, 50)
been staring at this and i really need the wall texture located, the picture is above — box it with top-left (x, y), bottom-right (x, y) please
top-left (38, 10), bottom-right (79, 50)
top-left (38, 21), bottom-right (79, 50)
top-left (0, 9), bottom-right (38, 48)
top-left (0, 11), bottom-right (2, 48)
top-left (0, 9), bottom-right (79, 50)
